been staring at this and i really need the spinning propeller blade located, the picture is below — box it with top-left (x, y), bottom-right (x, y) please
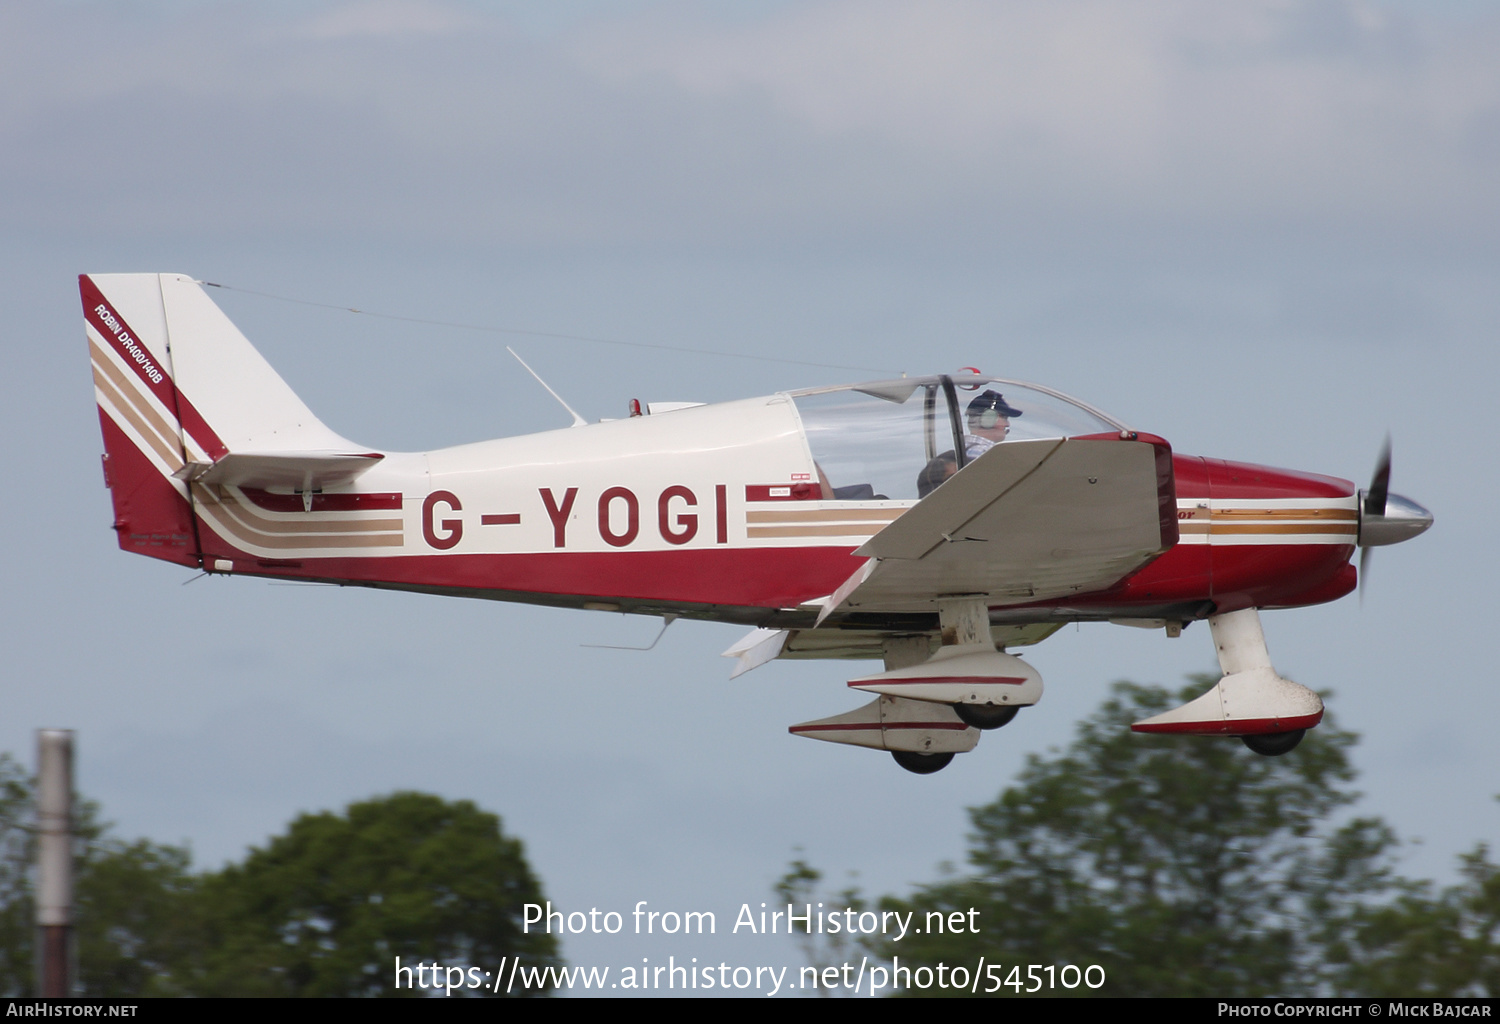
top-left (1356, 436), bottom-right (1433, 603)
top-left (1364, 435), bottom-right (1391, 518)
top-left (1359, 437), bottom-right (1389, 602)
top-left (1358, 543), bottom-right (1373, 604)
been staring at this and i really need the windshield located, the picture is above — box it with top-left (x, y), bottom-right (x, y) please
top-left (950, 375), bottom-right (1122, 442)
top-left (789, 375), bottom-right (1124, 501)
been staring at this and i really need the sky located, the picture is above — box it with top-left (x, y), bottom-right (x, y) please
top-left (1, 0), bottom-right (1497, 996)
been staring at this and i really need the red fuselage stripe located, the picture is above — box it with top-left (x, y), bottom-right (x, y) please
top-left (241, 488), bottom-right (403, 513)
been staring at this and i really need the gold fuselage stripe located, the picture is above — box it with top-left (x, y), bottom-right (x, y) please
top-left (193, 485), bottom-right (404, 550)
top-left (746, 508), bottom-right (905, 523)
top-left (1206, 508), bottom-right (1357, 521)
top-left (748, 524), bottom-right (888, 539)
top-left (1179, 522), bottom-right (1356, 536)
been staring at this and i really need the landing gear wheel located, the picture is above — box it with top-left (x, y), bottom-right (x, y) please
top-left (1241, 730), bottom-right (1305, 756)
top-left (892, 751), bottom-right (955, 774)
top-left (954, 703), bottom-right (1019, 731)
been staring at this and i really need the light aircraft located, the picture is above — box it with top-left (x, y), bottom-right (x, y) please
top-left (82, 273), bottom-right (1433, 773)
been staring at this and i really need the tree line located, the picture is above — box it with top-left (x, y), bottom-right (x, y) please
top-left (785, 679), bottom-right (1499, 997)
top-left (5, 678), bottom-right (1495, 997)
top-left (0, 767), bottom-right (557, 997)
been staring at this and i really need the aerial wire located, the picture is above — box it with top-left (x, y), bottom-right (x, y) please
top-left (200, 281), bottom-right (900, 376)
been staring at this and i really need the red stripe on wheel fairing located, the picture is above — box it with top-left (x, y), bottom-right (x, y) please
top-left (788, 722), bottom-right (971, 733)
top-left (848, 676), bottom-right (1029, 687)
top-left (1130, 711), bottom-right (1325, 736)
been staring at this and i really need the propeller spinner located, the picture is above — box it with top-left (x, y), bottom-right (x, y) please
top-left (1357, 437), bottom-right (1433, 597)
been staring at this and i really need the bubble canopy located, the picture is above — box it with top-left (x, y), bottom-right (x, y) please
top-left (786, 374), bottom-right (1129, 502)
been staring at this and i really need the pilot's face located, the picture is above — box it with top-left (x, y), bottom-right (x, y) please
top-left (974, 416), bottom-right (1009, 441)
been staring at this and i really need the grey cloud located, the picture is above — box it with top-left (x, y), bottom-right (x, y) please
top-left (1, 0), bottom-right (1496, 251)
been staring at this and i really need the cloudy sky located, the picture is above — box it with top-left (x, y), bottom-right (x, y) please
top-left (2, 0), bottom-right (1496, 993)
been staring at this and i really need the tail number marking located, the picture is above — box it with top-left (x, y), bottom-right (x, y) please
top-left (540, 487), bottom-right (578, 548)
top-left (422, 491), bottom-right (463, 550)
top-left (598, 487), bottom-right (640, 547)
top-left (426, 486), bottom-right (729, 550)
top-left (658, 486), bottom-right (697, 545)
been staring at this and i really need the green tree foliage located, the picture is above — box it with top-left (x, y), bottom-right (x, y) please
top-left (0, 770), bottom-right (557, 997)
top-left (74, 837), bottom-right (198, 997)
top-left (0, 756), bottom-right (33, 995)
top-left (775, 856), bottom-right (866, 996)
top-left (0, 753), bottom-right (197, 997)
top-left (183, 792), bottom-right (558, 997)
top-left (1318, 840), bottom-right (1500, 996)
top-left (870, 679), bottom-right (1498, 997)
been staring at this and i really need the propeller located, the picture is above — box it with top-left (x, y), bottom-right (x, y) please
top-left (1356, 436), bottom-right (1433, 601)
top-left (1358, 437), bottom-right (1390, 601)
top-left (1364, 436), bottom-right (1391, 519)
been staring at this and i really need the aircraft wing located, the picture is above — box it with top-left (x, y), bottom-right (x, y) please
top-left (818, 434), bottom-right (1176, 618)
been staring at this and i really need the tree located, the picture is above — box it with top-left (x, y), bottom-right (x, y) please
top-left (0, 755), bottom-right (33, 996)
top-left (774, 855), bottom-right (867, 996)
top-left (1317, 839), bottom-right (1500, 996)
top-left (183, 792), bottom-right (559, 997)
top-left (872, 679), bottom-right (1402, 996)
top-left (0, 767), bottom-right (558, 997)
top-left (0, 753), bottom-right (197, 997)
top-left (74, 837), bottom-right (198, 996)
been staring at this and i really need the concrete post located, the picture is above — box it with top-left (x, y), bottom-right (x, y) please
top-left (36, 730), bottom-right (73, 998)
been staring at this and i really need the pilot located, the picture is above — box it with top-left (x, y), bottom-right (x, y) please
top-left (964, 390), bottom-right (1023, 461)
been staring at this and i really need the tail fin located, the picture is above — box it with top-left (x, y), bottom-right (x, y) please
top-left (82, 273), bottom-right (371, 566)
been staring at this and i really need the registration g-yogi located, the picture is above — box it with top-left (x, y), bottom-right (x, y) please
top-left (81, 273), bottom-right (1433, 773)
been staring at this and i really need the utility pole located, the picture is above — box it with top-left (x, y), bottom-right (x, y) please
top-left (36, 729), bottom-right (73, 998)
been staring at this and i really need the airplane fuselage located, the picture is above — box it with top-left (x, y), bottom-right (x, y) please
top-left (104, 382), bottom-right (1357, 631)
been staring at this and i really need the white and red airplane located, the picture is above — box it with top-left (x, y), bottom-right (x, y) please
top-left (82, 273), bottom-right (1432, 773)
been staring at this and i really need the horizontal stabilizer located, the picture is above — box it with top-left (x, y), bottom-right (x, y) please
top-left (177, 451), bottom-right (385, 491)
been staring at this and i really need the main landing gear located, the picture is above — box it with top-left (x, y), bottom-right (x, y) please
top-left (1241, 730), bottom-right (1305, 756)
top-left (890, 704), bottom-right (1017, 772)
top-left (891, 751), bottom-right (955, 774)
top-left (953, 703), bottom-right (1020, 731)
top-left (788, 599), bottom-right (1047, 775)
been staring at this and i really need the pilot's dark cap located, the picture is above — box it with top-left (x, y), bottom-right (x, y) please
top-left (967, 390), bottom-right (1023, 425)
